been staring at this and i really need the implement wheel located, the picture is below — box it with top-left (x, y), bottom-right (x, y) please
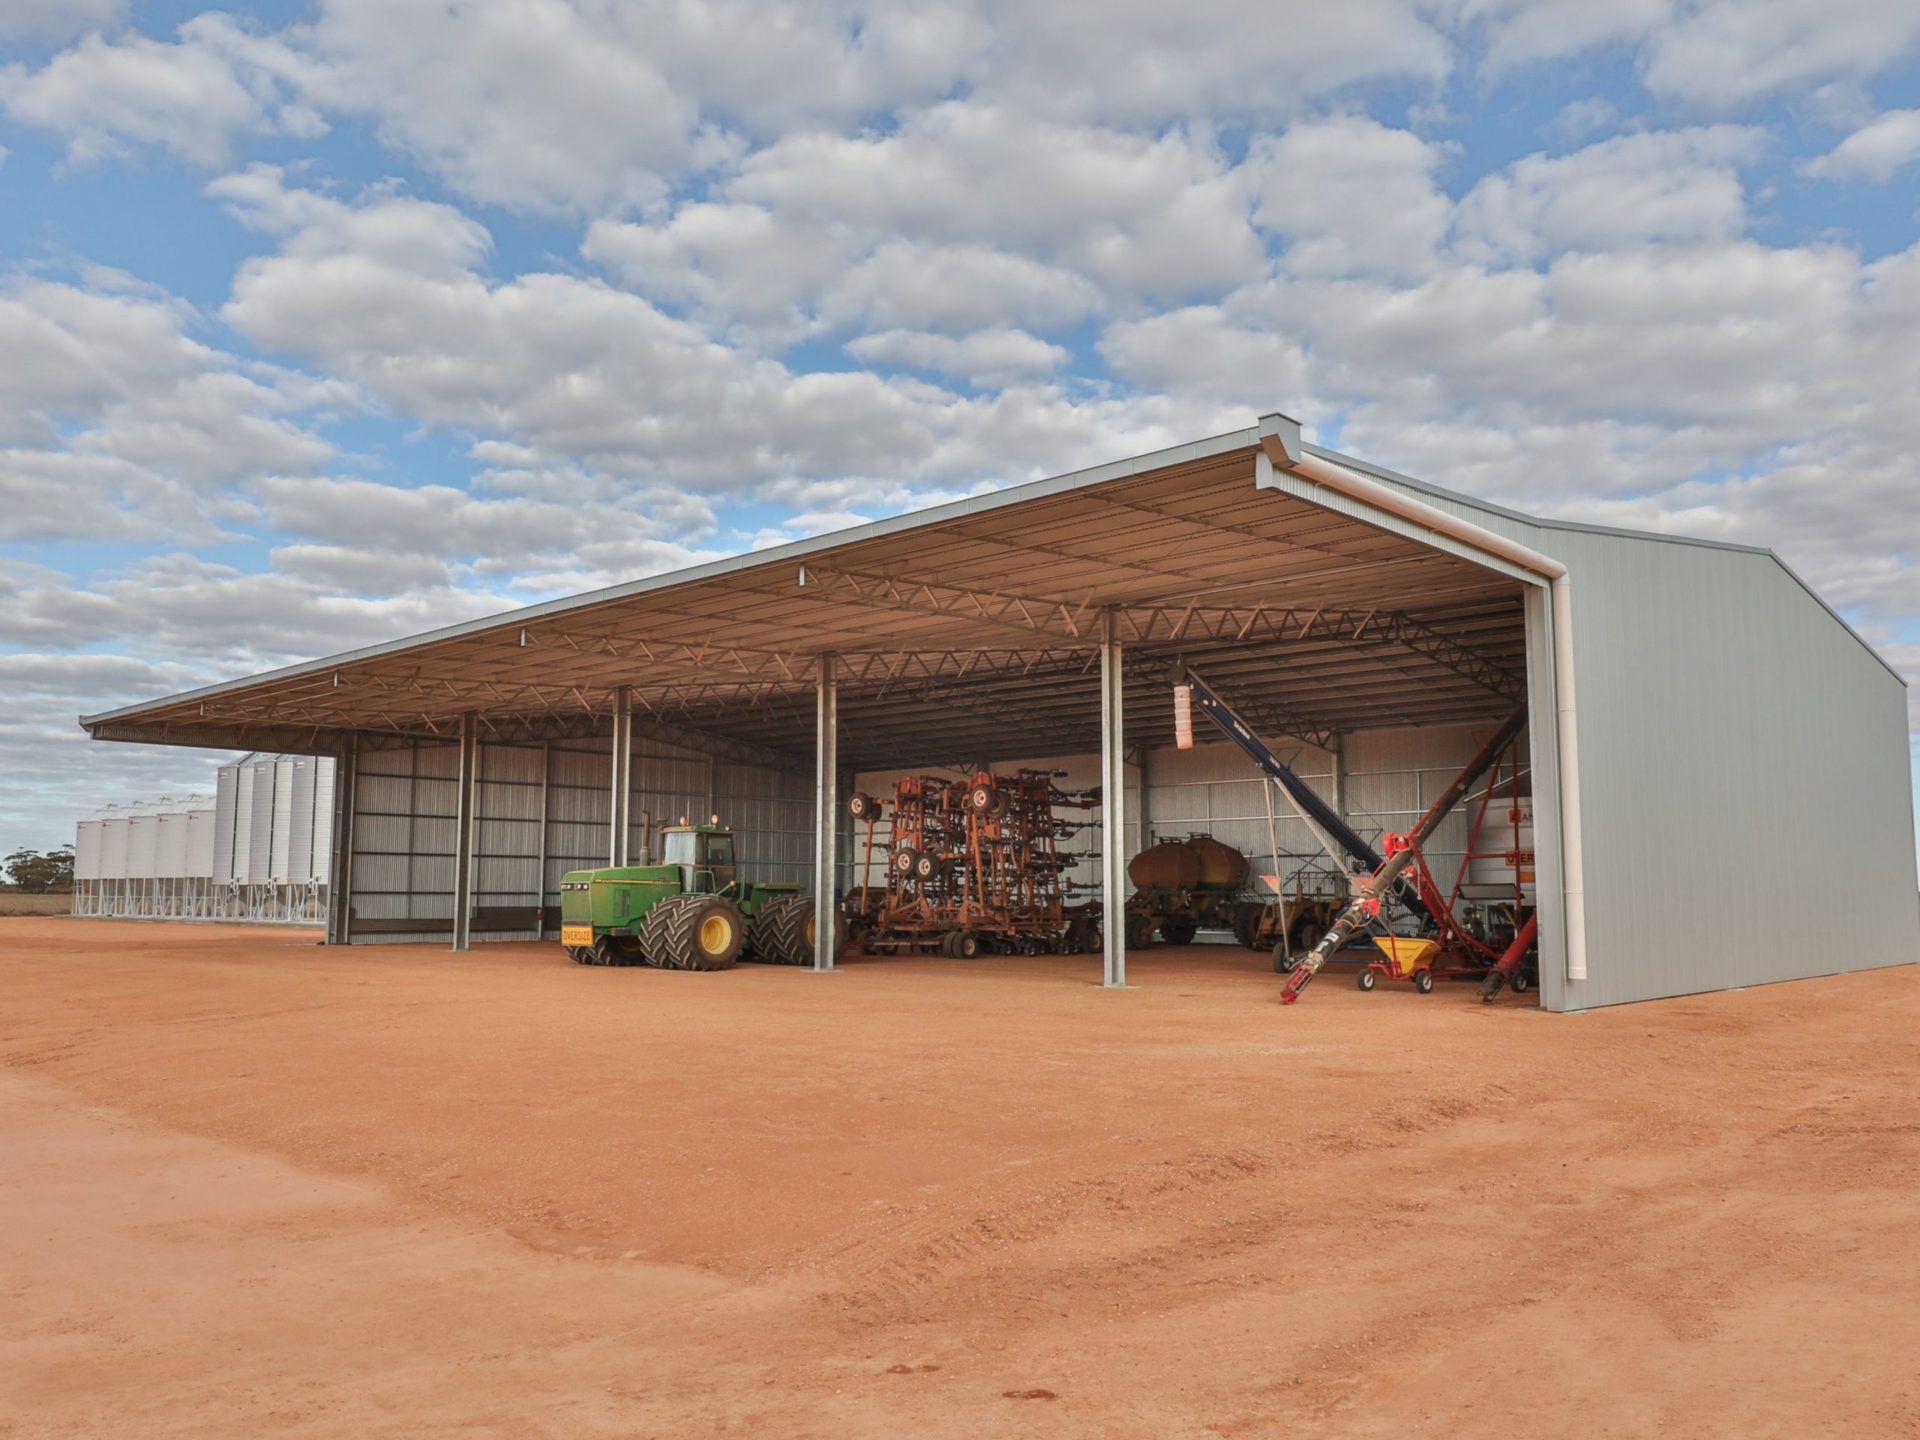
top-left (1159, 916), bottom-right (1199, 946)
top-left (640, 894), bottom-right (744, 971)
top-left (1357, 967), bottom-right (1377, 991)
top-left (1511, 970), bottom-right (1532, 993)
top-left (1232, 904), bottom-right (1265, 950)
top-left (1414, 968), bottom-right (1435, 994)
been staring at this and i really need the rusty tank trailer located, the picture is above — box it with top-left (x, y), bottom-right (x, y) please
top-left (1124, 832), bottom-right (1342, 952)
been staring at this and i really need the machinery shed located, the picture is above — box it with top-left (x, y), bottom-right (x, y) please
top-left (80, 414), bottom-right (1919, 1011)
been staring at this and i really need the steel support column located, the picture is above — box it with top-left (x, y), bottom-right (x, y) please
top-left (534, 739), bottom-right (551, 937)
top-left (452, 711), bottom-right (477, 952)
top-left (327, 733), bottom-right (358, 945)
top-left (1132, 744), bottom-right (1150, 851)
top-left (1329, 733), bottom-right (1347, 819)
top-left (813, 654), bottom-right (839, 972)
top-left (610, 684), bottom-right (632, 867)
top-left (1100, 613), bottom-right (1128, 987)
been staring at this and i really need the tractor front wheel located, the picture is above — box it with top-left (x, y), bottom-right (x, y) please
top-left (641, 894), bottom-right (744, 971)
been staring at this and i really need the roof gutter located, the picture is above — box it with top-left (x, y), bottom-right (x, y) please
top-left (1259, 413), bottom-right (1588, 985)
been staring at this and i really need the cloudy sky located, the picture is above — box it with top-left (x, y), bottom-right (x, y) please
top-left (2, 0), bottom-right (1918, 855)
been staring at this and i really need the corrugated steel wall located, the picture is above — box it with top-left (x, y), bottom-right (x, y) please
top-left (1549, 529), bottom-right (1919, 1008)
top-left (345, 734), bottom-right (813, 944)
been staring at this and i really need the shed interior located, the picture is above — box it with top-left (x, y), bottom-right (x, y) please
top-left (82, 436), bottom-right (1541, 983)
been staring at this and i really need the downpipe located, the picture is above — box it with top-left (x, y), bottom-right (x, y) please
top-left (1259, 414), bottom-right (1588, 987)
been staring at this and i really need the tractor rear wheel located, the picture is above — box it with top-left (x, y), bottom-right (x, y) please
top-left (640, 894), bottom-right (744, 971)
top-left (746, 901), bottom-right (784, 963)
top-left (763, 892), bottom-right (832, 966)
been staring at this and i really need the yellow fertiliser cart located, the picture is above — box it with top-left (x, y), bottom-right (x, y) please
top-left (1359, 936), bottom-right (1443, 994)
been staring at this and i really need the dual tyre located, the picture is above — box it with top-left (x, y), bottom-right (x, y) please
top-left (638, 893), bottom-right (745, 971)
top-left (748, 892), bottom-right (814, 966)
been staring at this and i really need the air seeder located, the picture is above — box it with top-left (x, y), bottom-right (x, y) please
top-left (558, 818), bottom-right (828, 971)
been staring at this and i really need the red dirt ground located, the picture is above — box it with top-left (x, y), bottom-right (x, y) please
top-left (2, 917), bottom-right (1917, 1438)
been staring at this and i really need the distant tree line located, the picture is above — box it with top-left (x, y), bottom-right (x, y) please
top-left (4, 846), bottom-right (74, 893)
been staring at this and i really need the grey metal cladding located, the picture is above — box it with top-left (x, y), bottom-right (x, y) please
top-left (1554, 528), bottom-right (1918, 1008)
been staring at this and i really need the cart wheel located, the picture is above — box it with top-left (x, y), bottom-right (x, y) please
top-left (1414, 968), bottom-right (1435, 994)
top-left (1272, 947), bottom-right (1297, 975)
top-left (1357, 968), bottom-right (1377, 991)
top-left (956, 932), bottom-right (981, 959)
top-left (1511, 970), bottom-right (1531, 993)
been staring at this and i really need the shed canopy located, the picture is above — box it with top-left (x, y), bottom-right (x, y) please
top-left (84, 427), bottom-right (1530, 768)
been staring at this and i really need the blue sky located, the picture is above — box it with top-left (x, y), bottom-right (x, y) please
top-left (2, 0), bottom-right (1918, 853)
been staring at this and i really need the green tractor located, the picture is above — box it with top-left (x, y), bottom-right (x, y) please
top-left (559, 821), bottom-right (825, 971)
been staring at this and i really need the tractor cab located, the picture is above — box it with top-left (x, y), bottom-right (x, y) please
top-left (659, 822), bottom-right (737, 895)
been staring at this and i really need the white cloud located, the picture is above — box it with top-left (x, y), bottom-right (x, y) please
top-left (1461, 0), bottom-right (1672, 74)
top-left (1452, 0), bottom-right (1920, 113)
top-left (1637, 0), bottom-right (1920, 110)
top-left (0, 271), bottom-right (345, 540)
top-left (726, 104), bottom-right (1264, 302)
top-left (0, 0), bottom-right (126, 44)
top-left (962, 0), bottom-right (1452, 127)
top-left (213, 167), bottom-right (1230, 495)
top-left (586, 102), bottom-right (1262, 352)
top-left (844, 328), bottom-right (1068, 386)
top-left (1453, 126), bottom-right (1765, 264)
top-left (0, 15), bottom-right (318, 168)
top-left (1099, 307), bottom-right (1313, 411)
top-left (1552, 97), bottom-right (1619, 142)
top-left (0, 1), bottom-right (1462, 213)
top-left (1245, 116), bottom-right (1455, 280)
top-left (1804, 109), bottom-right (1920, 182)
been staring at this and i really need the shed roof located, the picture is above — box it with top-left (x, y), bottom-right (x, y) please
top-left (98, 421), bottom-right (1869, 766)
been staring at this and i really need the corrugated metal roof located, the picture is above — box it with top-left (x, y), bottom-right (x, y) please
top-left (82, 420), bottom-right (1886, 765)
